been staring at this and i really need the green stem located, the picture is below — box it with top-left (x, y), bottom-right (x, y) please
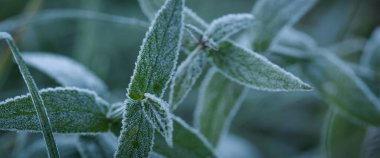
top-left (0, 32), bottom-right (60, 158)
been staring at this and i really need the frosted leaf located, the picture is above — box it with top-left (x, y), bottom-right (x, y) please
top-left (194, 69), bottom-right (247, 146)
top-left (0, 87), bottom-right (110, 133)
top-left (137, 0), bottom-right (207, 29)
top-left (22, 52), bottom-right (108, 95)
top-left (209, 41), bottom-right (312, 91)
top-left (142, 93), bottom-right (173, 147)
top-left (251, 0), bottom-right (317, 52)
top-left (115, 99), bottom-right (154, 158)
top-left (271, 28), bottom-right (317, 58)
top-left (304, 50), bottom-right (380, 125)
top-left (328, 37), bottom-right (366, 56)
top-left (184, 24), bottom-right (204, 44)
top-left (324, 111), bottom-right (366, 158)
top-left (153, 116), bottom-right (217, 158)
top-left (360, 27), bottom-right (380, 71)
top-left (23, 136), bottom-right (78, 158)
top-left (1, 32), bottom-right (59, 157)
top-left (169, 49), bottom-right (207, 109)
top-left (77, 134), bottom-right (117, 158)
top-left (205, 14), bottom-right (254, 44)
top-left (128, 0), bottom-right (184, 100)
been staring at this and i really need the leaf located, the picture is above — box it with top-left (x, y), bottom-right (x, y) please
top-left (362, 127), bottom-right (380, 158)
top-left (169, 48), bottom-right (207, 109)
top-left (324, 110), bottom-right (366, 158)
top-left (329, 37), bottom-right (366, 56)
top-left (194, 69), bottom-right (247, 146)
top-left (128, 0), bottom-right (184, 100)
top-left (303, 51), bottom-right (380, 125)
top-left (115, 99), bottom-right (154, 158)
top-left (0, 87), bottom-right (110, 133)
top-left (209, 41), bottom-right (312, 91)
top-left (0, 32), bottom-right (60, 158)
top-left (142, 93), bottom-right (173, 147)
top-left (153, 116), bottom-right (217, 158)
top-left (77, 134), bottom-right (117, 158)
top-left (22, 52), bottom-right (107, 95)
top-left (137, 0), bottom-right (208, 29)
top-left (361, 27), bottom-right (380, 71)
top-left (205, 14), bottom-right (254, 44)
top-left (251, 0), bottom-right (317, 52)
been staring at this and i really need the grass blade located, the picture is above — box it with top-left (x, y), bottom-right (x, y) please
top-left (0, 87), bottom-right (110, 133)
top-left (209, 41), bottom-right (312, 91)
top-left (194, 69), bottom-right (247, 146)
top-left (128, 0), bottom-right (184, 100)
top-left (0, 32), bottom-right (59, 158)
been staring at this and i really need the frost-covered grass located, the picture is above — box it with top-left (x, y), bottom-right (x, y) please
top-left (1, 0), bottom-right (380, 158)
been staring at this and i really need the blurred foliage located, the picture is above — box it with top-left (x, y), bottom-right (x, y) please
top-left (1, 0), bottom-right (380, 158)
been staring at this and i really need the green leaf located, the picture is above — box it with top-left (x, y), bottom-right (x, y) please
top-left (0, 87), bottom-right (110, 133)
top-left (209, 41), bottom-right (312, 91)
top-left (0, 32), bottom-right (60, 158)
top-left (22, 52), bottom-right (107, 95)
top-left (328, 37), bottom-right (366, 57)
top-left (304, 51), bottom-right (380, 125)
top-left (205, 14), bottom-right (254, 44)
top-left (361, 27), bottom-right (380, 71)
top-left (137, 0), bottom-right (207, 30)
top-left (362, 127), bottom-right (380, 158)
top-left (115, 99), bottom-right (154, 158)
top-left (77, 134), bottom-right (117, 158)
top-left (128, 0), bottom-right (184, 100)
top-left (142, 93), bottom-right (173, 147)
top-left (169, 47), bottom-right (207, 109)
top-left (251, 0), bottom-right (317, 52)
top-left (194, 69), bottom-right (247, 146)
top-left (153, 116), bottom-right (217, 158)
top-left (324, 110), bottom-right (366, 158)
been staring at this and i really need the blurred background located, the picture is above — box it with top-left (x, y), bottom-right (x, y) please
top-left (1, 0), bottom-right (380, 157)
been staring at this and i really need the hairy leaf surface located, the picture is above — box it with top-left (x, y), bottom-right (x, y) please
top-left (251, 0), bottom-right (316, 52)
top-left (115, 99), bottom-right (154, 158)
top-left (206, 14), bottom-right (254, 44)
top-left (142, 93), bottom-right (173, 146)
top-left (22, 52), bottom-right (107, 94)
top-left (169, 48), bottom-right (207, 109)
top-left (194, 69), bottom-right (247, 146)
top-left (128, 0), bottom-right (184, 100)
top-left (153, 116), bottom-right (217, 158)
top-left (0, 87), bottom-right (109, 133)
top-left (209, 41), bottom-right (311, 91)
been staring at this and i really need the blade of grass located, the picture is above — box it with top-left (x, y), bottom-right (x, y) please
top-left (0, 32), bottom-right (60, 158)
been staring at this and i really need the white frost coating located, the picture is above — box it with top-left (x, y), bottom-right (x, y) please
top-left (169, 48), bottom-right (207, 110)
top-left (0, 87), bottom-right (110, 133)
top-left (205, 14), bottom-right (254, 44)
top-left (185, 24), bottom-right (204, 43)
top-left (210, 41), bottom-right (312, 91)
top-left (22, 52), bottom-right (108, 95)
top-left (143, 93), bottom-right (173, 147)
top-left (0, 32), bottom-right (12, 40)
top-left (127, 0), bottom-right (184, 100)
